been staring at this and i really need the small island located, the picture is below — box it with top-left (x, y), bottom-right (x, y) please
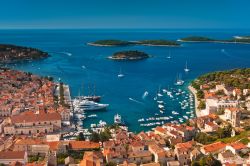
top-left (88, 39), bottom-right (180, 47)
top-left (179, 36), bottom-right (250, 44)
top-left (87, 40), bottom-right (132, 46)
top-left (179, 36), bottom-right (215, 42)
top-left (108, 50), bottom-right (150, 60)
top-left (135, 40), bottom-right (180, 46)
top-left (0, 44), bottom-right (48, 63)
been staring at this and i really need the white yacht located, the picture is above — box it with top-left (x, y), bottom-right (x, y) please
top-left (73, 99), bottom-right (109, 111)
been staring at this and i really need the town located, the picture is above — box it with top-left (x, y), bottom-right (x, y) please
top-left (0, 67), bottom-right (250, 166)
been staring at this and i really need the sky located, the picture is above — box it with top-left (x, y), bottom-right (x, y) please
top-left (0, 0), bottom-right (249, 29)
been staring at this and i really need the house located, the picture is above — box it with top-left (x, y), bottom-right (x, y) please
top-left (204, 122), bottom-right (219, 132)
top-left (79, 151), bottom-right (104, 166)
top-left (174, 141), bottom-right (196, 166)
top-left (118, 161), bottom-right (137, 166)
top-left (140, 163), bottom-right (160, 166)
top-left (226, 142), bottom-right (247, 154)
top-left (0, 151), bottom-right (28, 165)
top-left (224, 108), bottom-right (241, 127)
top-left (200, 142), bottom-right (226, 155)
top-left (127, 151), bottom-right (152, 164)
top-left (4, 111), bottom-right (61, 135)
top-left (148, 144), bottom-right (166, 164)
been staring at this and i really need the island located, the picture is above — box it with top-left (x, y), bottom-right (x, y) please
top-left (0, 44), bottom-right (48, 63)
top-left (135, 40), bottom-right (180, 46)
top-left (108, 50), bottom-right (150, 60)
top-left (87, 40), bottom-right (132, 46)
top-left (179, 36), bottom-right (250, 44)
top-left (179, 36), bottom-right (215, 42)
top-left (88, 39), bottom-right (180, 47)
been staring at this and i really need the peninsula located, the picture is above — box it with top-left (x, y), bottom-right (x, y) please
top-left (0, 44), bottom-right (48, 63)
top-left (108, 50), bottom-right (150, 60)
top-left (88, 39), bottom-right (180, 47)
top-left (179, 36), bottom-right (250, 44)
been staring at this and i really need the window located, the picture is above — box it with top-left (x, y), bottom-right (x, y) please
top-left (37, 130), bottom-right (39, 133)
top-left (45, 129), bottom-right (47, 133)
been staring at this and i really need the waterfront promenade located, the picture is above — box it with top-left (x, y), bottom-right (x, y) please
top-left (188, 85), bottom-right (201, 117)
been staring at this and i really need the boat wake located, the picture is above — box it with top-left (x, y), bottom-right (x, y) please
top-left (56, 51), bottom-right (73, 56)
top-left (142, 91), bottom-right (149, 99)
top-left (129, 98), bottom-right (144, 105)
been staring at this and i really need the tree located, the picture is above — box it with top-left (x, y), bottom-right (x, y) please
top-left (90, 132), bottom-right (100, 142)
top-left (106, 161), bottom-right (117, 166)
top-left (76, 132), bottom-right (85, 141)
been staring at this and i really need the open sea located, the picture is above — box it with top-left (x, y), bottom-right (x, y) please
top-left (1, 29), bottom-right (250, 133)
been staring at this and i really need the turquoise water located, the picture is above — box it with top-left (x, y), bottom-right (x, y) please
top-left (1, 29), bottom-right (250, 132)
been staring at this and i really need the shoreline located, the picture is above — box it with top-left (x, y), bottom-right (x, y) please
top-left (188, 85), bottom-right (201, 117)
top-left (87, 42), bottom-right (180, 47)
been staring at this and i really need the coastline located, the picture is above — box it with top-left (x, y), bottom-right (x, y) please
top-left (188, 85), bottom-right (201, 117)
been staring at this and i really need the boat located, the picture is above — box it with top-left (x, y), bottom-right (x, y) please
top-left (158, 104), bottom-right (164, 109)
top-left (157, 101), bottom-right (164, 104)
top-left (114, 113), bottom-right (124, 125)
top-left (118, 68), bottom-right (125, 78)
top-left (166, 50), bottom-right (172, 59)
top-left (172, 111), bottom-right (179, 115)
top-left (174, 74), bottom-right (184, 86)
top-left (88, 114), bottom-right (97, 118)
top-left (73, 99), bottom-right (109, 111)
top-left (184, 61), bottom-right (190, 72)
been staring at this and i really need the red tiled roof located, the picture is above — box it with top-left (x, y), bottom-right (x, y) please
top-left (228, 142), bottom-right (246, 150)
top-left (0, 151), bottom-right (25, 159)
top-left (11, 112), bottom-right (61, 123)
top-left (203, 142), bottom-right (226, 153)
top-left (69, 141), bottom-right (100, 150)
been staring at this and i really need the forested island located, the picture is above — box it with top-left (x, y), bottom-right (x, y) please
top-left (108, 50), bottom-right (150, 60)
top-left (88, 39), bottom-right (180, 46)
top-left (135, 40), bottom-right (180, 46)
top-left (0, 44), bottom-right (48, 63)
top-left (179, 36), bottom-right (250, 44)
top-left (87, 40), bottom-right (132, 46)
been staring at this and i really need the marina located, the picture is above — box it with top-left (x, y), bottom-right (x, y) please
top-left (3, 29), bottom-right (250, 132)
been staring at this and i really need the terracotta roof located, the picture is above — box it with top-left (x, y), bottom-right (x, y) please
top-left (0, 151), bottom-right (25, 159)
top-left (69, 141), bottom-right (100, 150)
top-left (15, 138), bottom-right (44, 145)
top-left (203, 142), bottom-right (226, 153)
top-left (228, 142), bottom-right (246, 150)
top-left (155, 126), bottom-right (166, 133)
top-left (11, 112), bottom-right (61, 123)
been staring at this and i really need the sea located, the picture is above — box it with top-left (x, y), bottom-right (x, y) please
top-left (1, 29), bottom-right (250, 133)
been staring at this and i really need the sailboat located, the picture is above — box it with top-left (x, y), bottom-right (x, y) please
top-left (166, 50), bottom-right (171, 59)
top-left (175, 74), bottom-right (184, 86)
top-left (118, 68), bottom-right (125, 78)
top-left (184, 61), bottom-right (190, 72)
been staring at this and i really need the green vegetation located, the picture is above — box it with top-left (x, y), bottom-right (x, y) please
top-left (90, 127), bottom-right (112, 142)
top-left (109, 50), bottom-right (149, 60)
top-left (0, 44), bottom-right (48, 63)
top-left (180, 36), bottom-right (250, 44)
top-left (216, 130), bottom-right (249, 144)
top-left (90, 40), bottom-right (132, 46)
top-left (76, 132), bottom-right (85, 141)
top-left (195, 125), bottom-right (233, 144)
top-left (106, 161), bottom-right (117, 166)
top-left (194, 132), bottom-right (217, 145)
top-left (89, 39), bottom-right (180, 46)
top-left (59, 82), bottom-right (65, 105)
top-left (136, 40), bottom-right (180, 46)
top-left (191, 154), bottom-right (222, 166)
top-left (192, 68), bottom-right (250, 90)
top-left (181, 36), bottom-right (215, 42)
top-left (28, 154), bottom-right (45, 163)
top-left (198, 100), bottom-right (206, 110)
